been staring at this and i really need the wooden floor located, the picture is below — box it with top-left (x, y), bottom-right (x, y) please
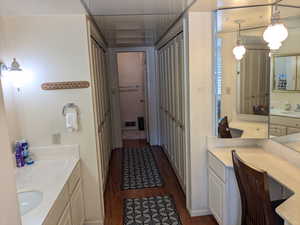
top-left (104, 139), bottom-right (218, 225)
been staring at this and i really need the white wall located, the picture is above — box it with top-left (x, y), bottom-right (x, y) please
top-left (186, 11), bottom-right (214, 216)
top-left (0, 15), bottom-right (104, 224)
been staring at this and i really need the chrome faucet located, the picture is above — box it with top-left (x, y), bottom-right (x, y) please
top-left (284, 103), bottom-right (292, 111)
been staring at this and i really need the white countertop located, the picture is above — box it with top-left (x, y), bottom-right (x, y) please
top-left (16, 145), bottom-right (80, 225)
top-left (271, 108), bottom-right (300, 118)
top-left (285, 141), bottom-right (300, 153)
top-left (209, 147), bottom-right (300, 225)
top-left (229, 121), bottom-right (268, 139)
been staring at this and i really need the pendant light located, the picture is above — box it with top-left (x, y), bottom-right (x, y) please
top-left (263, 4), bottom-right (288, 50)
top-left (233, 21), bottom-right (246, 61)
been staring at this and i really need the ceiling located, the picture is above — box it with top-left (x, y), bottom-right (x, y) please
top-left (0, 0), bottom-right (299, 47)
top-left (83, 0), bottom-right (195, 47)
top-left (88, 0), bottom-right (300, 47)
top-left (0, 0), bottom-right (86, 15)
top-left (213, 0), bottom-right (300, 33)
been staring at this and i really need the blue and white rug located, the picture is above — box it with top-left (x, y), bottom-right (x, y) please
top-left (123, 195), bottom-right (182, 225)
top-left (122, 147), bottom-right (163, 190)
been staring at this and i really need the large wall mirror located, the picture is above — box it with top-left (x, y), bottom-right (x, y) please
top-left (215, 1), bottom-right (300, 143)
top-left (237, 37), bottom-right (270, 116)
top-left (273, 55), bottom-right (300, 91)
top-left (216, 18), bottom-right (270, 139)
top-left (270, 23), bottom-right (300, 153)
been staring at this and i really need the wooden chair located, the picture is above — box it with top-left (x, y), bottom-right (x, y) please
top-left (232, 150), bottom-right (284, 225)
top-left (218, 116), bottom-right (232, 138)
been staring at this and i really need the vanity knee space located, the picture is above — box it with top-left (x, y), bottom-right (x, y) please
top-left (208, 152), bottom-right (291, 225)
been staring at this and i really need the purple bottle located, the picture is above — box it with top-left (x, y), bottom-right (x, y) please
top-left (15, 142), bottom-right (25, 168)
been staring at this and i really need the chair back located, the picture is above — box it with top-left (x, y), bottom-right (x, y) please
top-left (232, 150), bottom-right (277, 225)
top-left (218, 116), bottom-right (232, 138)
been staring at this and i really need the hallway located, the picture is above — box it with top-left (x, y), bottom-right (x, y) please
top-left (104, 140), bottom-right (218, 225)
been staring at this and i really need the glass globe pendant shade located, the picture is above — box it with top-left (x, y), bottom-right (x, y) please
top-left (263, 23), bottom-right (288, 50)
top-left (233, 45), bottom-right (246, 60)
top-left (268, 41), bottom-right (282, 50)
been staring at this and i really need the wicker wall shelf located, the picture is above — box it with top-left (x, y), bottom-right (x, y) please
top-left (41, 81), bottom-right (90, 90)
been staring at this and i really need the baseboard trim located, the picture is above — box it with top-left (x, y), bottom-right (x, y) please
top-left (84, 220), bottom-right (103, 225)
top-left (188, 208), bottom-right (211, 217)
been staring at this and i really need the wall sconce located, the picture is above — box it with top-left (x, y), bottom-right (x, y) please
top-left (0, 58), bottom-right (29, 90)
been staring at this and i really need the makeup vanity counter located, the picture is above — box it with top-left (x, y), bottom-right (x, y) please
top-left (229, 121), bottom-right (268, 139)
top-left (208, 146), bottom-right (300, 225)
top-left (16, 145), bottom-right (84, 225)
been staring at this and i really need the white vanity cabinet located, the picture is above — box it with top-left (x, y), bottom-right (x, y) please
top-left (70, 181), bottom-right (85, 225)
top-left (58, 205), bottom-right (72, 225)
top-left (208, 151), bottom-right (292, 225)
top-left (43, 161), bottom-right (85, 225)
top-left (270, 115), bottom-right (300, 136)
top-left (208, 152), bottom-right (241, 225)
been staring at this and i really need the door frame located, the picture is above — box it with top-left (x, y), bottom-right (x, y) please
top-left (107, 47), bottom-right (159, 148)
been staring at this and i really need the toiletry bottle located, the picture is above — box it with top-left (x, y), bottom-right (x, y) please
top-left (20, 139), bottom-right (34, 165)
top-left (20, 139), bottom-right (29, 158)
top-left (15, 142), bottom-right (25, 168)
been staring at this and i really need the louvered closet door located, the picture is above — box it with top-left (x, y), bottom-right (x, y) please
top-left (179, 34), bottom-right (186, 191)
top-left (168, 43), bottom-right (174, 163)
top-left (94, 41), bottom-right (106, 185)
top-left (99, 50), bottom-right (109, 177)
top-left (158, 52), bottom-right (165, 146)
top-left (173, 36), bottom-right (181, 181)
top-left (170, 41), bottom-right (177, 173)
top-left (90, 38), bottom-right (112, 188)
top-left (166, 47), bottom-right (171, 156)
top-left (157, 32), bottom-right (186, 193)
top-left (168, 45), bottom-right (173, 160)
top-left (91, 40), bottom-right (105, 184)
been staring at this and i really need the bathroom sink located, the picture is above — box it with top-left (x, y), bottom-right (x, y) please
top-left (17, 191), bottom-right (43, 215)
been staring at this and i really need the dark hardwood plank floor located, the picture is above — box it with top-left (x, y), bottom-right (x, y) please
top-left (104, 139), bottom-right (218, 225)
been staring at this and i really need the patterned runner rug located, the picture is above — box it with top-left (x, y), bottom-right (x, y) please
top-left (123, 195), bottom-right (182, 225)
top-left (121, 146), bottom-right (163, 190)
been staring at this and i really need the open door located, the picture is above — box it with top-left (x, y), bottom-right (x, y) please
top-left (117, 52), bottom-right (148, 141)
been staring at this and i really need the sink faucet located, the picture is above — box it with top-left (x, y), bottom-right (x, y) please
top-left (284, 103), bottom-right (292, 111)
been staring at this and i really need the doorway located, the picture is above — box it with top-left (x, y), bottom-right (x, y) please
top-left (117, 52), bottom-right (148, 141)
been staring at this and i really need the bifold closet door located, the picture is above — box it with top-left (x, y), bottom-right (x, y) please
top-left (158, 33), bottom-right (186, 192)
top-left (90, 38), bottom-right (112, 188)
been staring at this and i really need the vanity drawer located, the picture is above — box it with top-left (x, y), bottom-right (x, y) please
top-left (43, 183), bottom-right (69, 225)
top-left (270, 116), bottom-right (300, 128)
top-left (269, 125), bottom-right (287, 136)
top-left (287, 127), bottom-right (300, 135)
top-left (208, 152), bottom-right (226, 182)
top-left (68, 161), bottom-right (81, 195)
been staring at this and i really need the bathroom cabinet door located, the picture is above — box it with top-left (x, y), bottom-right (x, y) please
top-left (70, 181), bottom-right (85, 225)
top-left (57, 204), bottom-right (72, 225)
top-left (208, 169), bottom-right (225, 225)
